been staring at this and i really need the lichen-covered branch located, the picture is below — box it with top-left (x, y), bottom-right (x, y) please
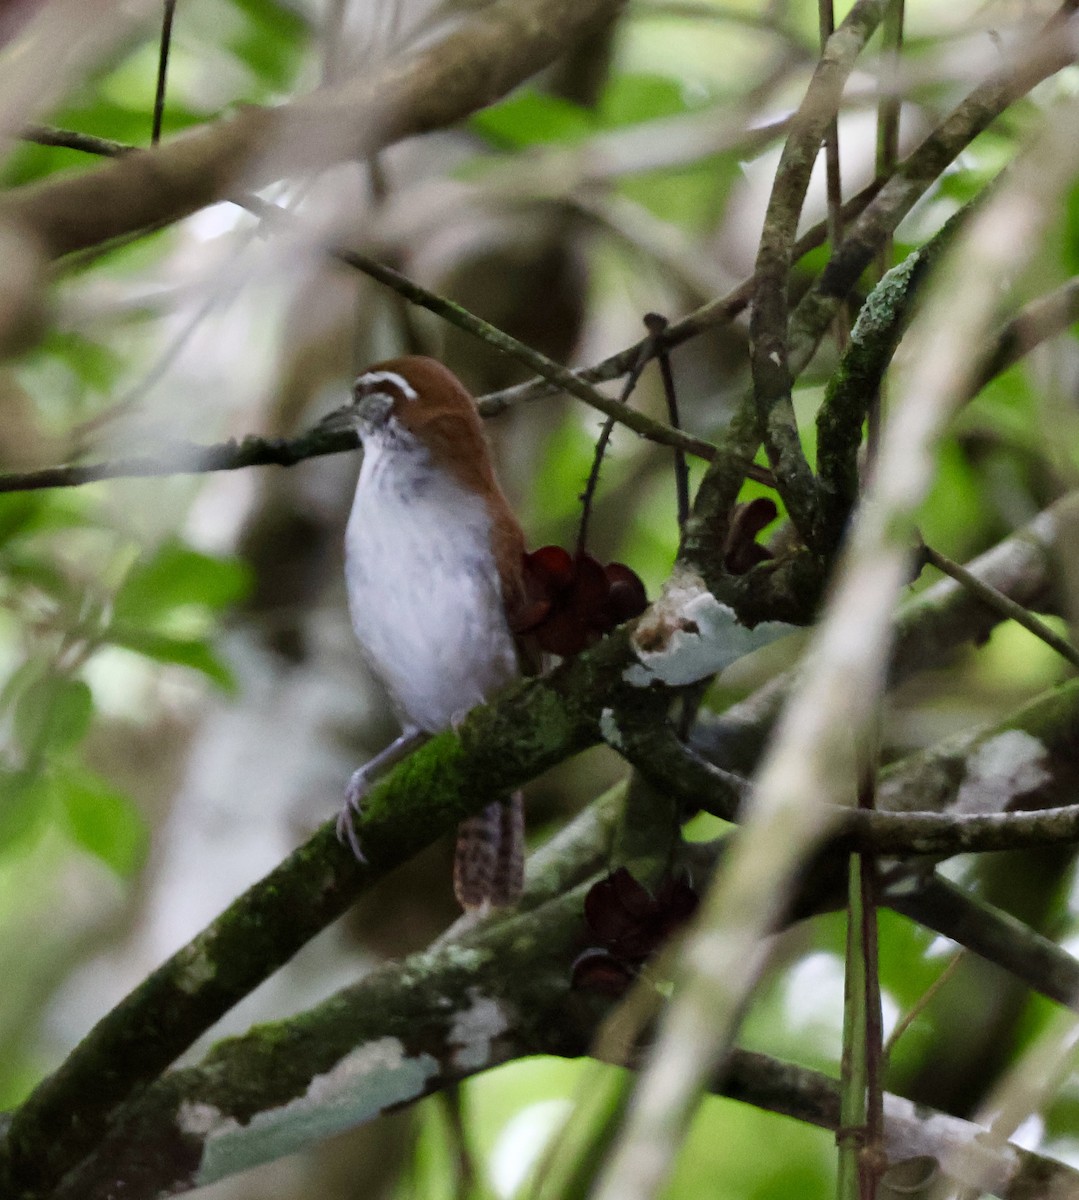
top-left (748, 0), bottom-right (888, 545)
top-left (589, 88), bottom-right (1079, 1200)
top-left (619, 674), bottom-right (1079, 856)
top-left (0, 625), bottom-right (638, 1197)
top-left (1, 387), bottom-right (1074, 1199)
top-left (2, 582), bottom-right (790, 1196)
top-left (40, 881), bottom-right (1079, 1200)
top-left (788, 6), bottom-right (1079, 370)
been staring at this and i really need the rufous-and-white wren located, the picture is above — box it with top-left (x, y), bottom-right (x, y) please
top-left (337, 355), bottom-right (528, 911)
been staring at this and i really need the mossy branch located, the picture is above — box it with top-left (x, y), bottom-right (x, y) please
top-left (38, 843), bottom-right (1079, 1200)
top-left (0, 626), bottom-right (641, 1197)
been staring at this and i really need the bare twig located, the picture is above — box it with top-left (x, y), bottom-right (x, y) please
top-left (22, 125), bottom-right (132, 157)
top-left (576, 324), bottom-right (659, 558)
top-left (920, 540), bottom-right (1079, 670)
top-left (645, 313), bottom-right (690, 534)
top-left (476, 180), bottom-right (884, 418)
top-left (0, 429), bottom-right (362, 494)
top-left (151, 0), bottom-right (177, 145)
top-left (883, 951), bottom-right (965, 1059)
top-left (327, 243), bottom-right (718, 463)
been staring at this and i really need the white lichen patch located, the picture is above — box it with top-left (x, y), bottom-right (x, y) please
top-left (883, 1093), bottom-right (1017, 1196)
top-left (599, 708), bottom-right (623, 749)
top-left (176, 945), bottom-right (216, 994)
top-left (194, 1037), bottom-right (438, 1186)
top-left (954, 729), bottom-right (1050, 815)
top-left (449, 988), bottom-right (510, 1071)
top-left (179, 1100), bottom-right (241, 1138)
top-left (624, 572), bottom-right (792, 688)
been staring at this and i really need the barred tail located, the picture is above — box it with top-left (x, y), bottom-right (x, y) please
top-left (453, 791), bottom-right (525, 911)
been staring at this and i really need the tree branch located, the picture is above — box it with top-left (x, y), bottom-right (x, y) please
top-left (591, 82), bottom-right (1079, 1200)
top-left (748, 0), bottom-right (888, 545)
top-left (0, 625), bottom-right (644, 1197)
top-left (0, 0), bottom-right (627, 259)
top-left (788, 6), bottom-right (1079, 372)
top-left (36, 878), bottom-right (1079, 1200)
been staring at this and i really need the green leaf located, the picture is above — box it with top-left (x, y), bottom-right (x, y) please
top-left (0, 657), bottom-right (47, 716)
top-left (13, 678), bottom-right (94, 757)
top-left (227, 0), bottom-right (308, 90)
top-left (112, 541), bottom-right (251, 626)
top-left (57, 769), bottom-right (147, 877)
top-left (0, 768), bottom-right (48, 851)
top-left (471, 91), bottom-right (593, 149)
top-left (0, 492), bottom-right (97, 544)
top-left (40, 330), bottom-right (125, 394)
top-left (599, 73), bottom-right (697, 127)
top-left (3, 551), bottom-right (81, 606)
top-left (107, 626), bottom-right (236, 691)
top-left (0, 496), bottom-right (43, 547)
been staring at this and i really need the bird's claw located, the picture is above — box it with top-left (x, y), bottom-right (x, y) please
top-left (336, 767), bottom-right (372, 863)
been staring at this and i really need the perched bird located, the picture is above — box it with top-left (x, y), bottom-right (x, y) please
top-left (337, 355), bottom-right (528, 910)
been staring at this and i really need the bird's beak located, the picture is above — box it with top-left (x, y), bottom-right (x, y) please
top-left (315, 404), bottom-right (362, 438)
top-left (316, 391), bottom-right (395, 440)
top-left (354, 391), bottom-right (395, 427)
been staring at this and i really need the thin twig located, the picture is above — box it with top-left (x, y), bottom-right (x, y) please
top-left (882, 951), bottom-right (965, 1060)
top-left (645, 313), bottom-right (690, 533)
top-left (0, 430), bottom-right (361, 494)
top-left (920, 540), bottom-right (1079, 670)
top-left (819, 0), bottom-right (849, 364)
top-left (0, 263), bottom-right (1070, 498)
top-left (22, 126), bottom-right (133, 158)
top-left (11, 119), bottom-right (872, 456)
top-left (576, 326), bottom-right (660, 558)
top-left (151, 0), bottom-right (177, 146)
top-left (476, 179), bottom-right (884, 418)
top-left (856, 762), bottom-right (885, 1197)
top-left (326, 244), bottom-right (719, 461)
top-left (867, 0), bottom-right (905, 465)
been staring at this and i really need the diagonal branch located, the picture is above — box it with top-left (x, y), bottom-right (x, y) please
top-left (749, 0), bottom-right (889, 545)
top-left (0, 0), bottom-right (627, 259)
top-left (788, 5), bottom-right (1079, 373)
top-left (37, 877), bottom-right (1079, 1200)
top-left (0, 625), bottom-right (642, 1197)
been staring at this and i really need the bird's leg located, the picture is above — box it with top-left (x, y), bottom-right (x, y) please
top-left (337, 727), bottom-right (429, 860)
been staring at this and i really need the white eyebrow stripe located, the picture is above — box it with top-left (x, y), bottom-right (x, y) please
top-left (355, 371), bottom-right (419, 401)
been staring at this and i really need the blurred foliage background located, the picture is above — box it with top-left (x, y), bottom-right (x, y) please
top-left (1, 0), bottom-right (1078, 1197)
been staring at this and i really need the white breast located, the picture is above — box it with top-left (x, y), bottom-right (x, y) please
top-left (344, 440), bottom-right (519, 733)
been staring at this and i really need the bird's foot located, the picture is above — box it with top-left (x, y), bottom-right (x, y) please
top-left (336, 729), bottom-right (429, 863)
top-left (336, 766), bottom-right (374, 862)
